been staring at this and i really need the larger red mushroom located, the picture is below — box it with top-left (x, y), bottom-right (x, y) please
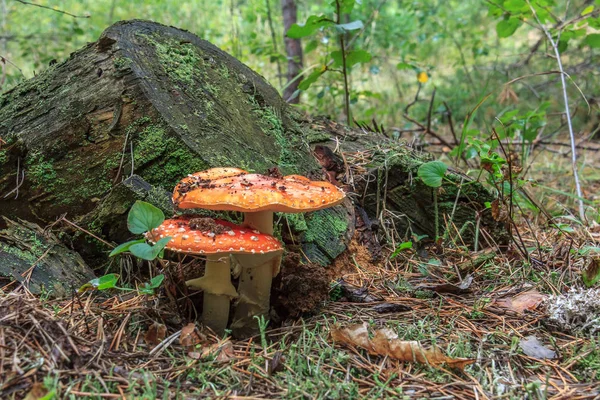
top-left (173, 168), bottom-right (345, 336)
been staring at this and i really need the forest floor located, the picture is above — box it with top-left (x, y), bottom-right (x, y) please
top-left (1, 146), bottom-right (600, 399)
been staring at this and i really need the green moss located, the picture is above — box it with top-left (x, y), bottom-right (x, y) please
top-left (0, 149), bottom-right (8, 165)
top-left (284, 213), bottom-right (308, 232)
top-left (306, 130), bottom-right (331, 144)
top-left (304, 209), bottom-right (348, 243)
top-left (145, 186), bottom-right (174, 216)
top-left (133, 125), bottom-right (169, 164)
top-left (113, 56), bottom-right (132, 70)
top-left (218, 65), bottom-right (230, 79)
top-left (26, 151), bottom-right (63, 191)
top-left (132, 123), bottom-right (209, 187)
top-left (254, 106), bottom-right (302, 173)
top-left (0, 228), bottom-right (48, 265)
top-left (142, 34), bottom-right (202, 86)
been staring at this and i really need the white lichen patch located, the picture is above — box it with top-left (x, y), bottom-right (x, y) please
top-left (545, 288), bottom-right (600, 334)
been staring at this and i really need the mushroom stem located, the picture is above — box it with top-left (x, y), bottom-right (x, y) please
top-left (231, 211), bottom-right (277, 337)
top-left (243, 210), bottom-right (274, 235)
top-left (186, 254), bottom-right (236, 335)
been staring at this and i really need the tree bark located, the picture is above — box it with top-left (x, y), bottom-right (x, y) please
top-left (281, 0), bottom-right (303, 104)
top-left (0, 20), bottom-right (506, 272)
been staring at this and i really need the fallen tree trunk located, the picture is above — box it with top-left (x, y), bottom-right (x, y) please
top-left (0, 218), bottom-right (95, 297)
top-left (0, 20), bottom-right (507, 272)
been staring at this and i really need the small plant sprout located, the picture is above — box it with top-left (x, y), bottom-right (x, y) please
top-left (109, 200), bottom-right (172, 261)
top-left (78, 201), bottom-right (171, 296)
top-left (78, 273), bottom-right (165, 296)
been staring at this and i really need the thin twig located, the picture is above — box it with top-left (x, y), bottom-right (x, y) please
top-left (264, 0), bottom-right (283, 88)
top-left (59, 216), bottom-right (114, 248)
top-left (14, 0), bottom-right (89, 18)
top-left (335, 0), bottom-right (351, 125)
top-left (527, 1), bottom-right (585, 222)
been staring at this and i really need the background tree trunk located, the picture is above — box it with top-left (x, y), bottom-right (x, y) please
top-left (281, 0), bottom-right (303, 104)
top-left (0, 20), bottom-right (506, 271)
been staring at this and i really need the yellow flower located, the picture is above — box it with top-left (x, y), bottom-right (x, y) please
top-left (417, 71), bottom-right (429, 83)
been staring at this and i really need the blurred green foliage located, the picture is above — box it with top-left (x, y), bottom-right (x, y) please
top-left (0, 0), bottom-right (598, 144)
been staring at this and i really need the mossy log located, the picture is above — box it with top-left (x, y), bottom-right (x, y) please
top-left (0, 218), bottom-right (95, 297)
top-left (0, 20), bottom-right (507, 271)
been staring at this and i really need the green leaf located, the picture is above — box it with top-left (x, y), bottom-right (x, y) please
top-left (78, 273), bottom-right (119, 293)
top-left (127, 200), bottom-right (165, 234)
top-left (330, 49), bottom-right (372, 68)
top-left (582, 257), bottom-right (600, 287)
top-left (584, 33), bottom-right (600, 48)
top-left (286, 15), bottom-right (333, 39)
top-left (418, 161), bottom-right (448, 188)
top-left (390, 241), bottom-right (413, 259)
top-left (148, 274), bottom-right (165, 289)
top-left (338, 0), bottom-right (356, 13)
top-left (396, 62), bottom-right (415, 70)
top-left (139, 274), bottom-right (165, 295)
top-left (109, 239), bottom-right (146, 257)
top-left (581, 5), bottom-right (594, 15)
top-left (129, 237), bottom-right (172, 261)
top-left (496, 18), bottom-right (521, 38)
top-left (304, 39), bottom-right (319, 54)
top-left (335, 20), bottom-right (364, 32)
top-left (298, 68), bottom-right (326, 90)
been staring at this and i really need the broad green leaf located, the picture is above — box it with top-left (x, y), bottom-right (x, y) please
top-left (496, 18), bottom-right (521, 38)
top-left (129, 237), bottom-right (172, 261)
top-left (298, 67), bottom-right (326, 90)
top-left (584, 33), bottom-right (600, 48)
top-left (78, 273), bottom-right (119, 293)
top-left (286, 15), bottom-right (333, 39)
top-left (127, 200), bottom-right (165, 234)
top-left (418, 161), bottom-right (448, 188)
top-left (335, 20), bottom-right (364, 32)
top-left (330, 50), bottom-right (371, 68)
top-left (109, 239), bottom-right (146, 257)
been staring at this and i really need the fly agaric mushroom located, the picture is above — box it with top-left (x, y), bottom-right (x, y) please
top-left (173, 168), bottom-right (345, 337)
top-left (146, 216), bottom-right (283, 335)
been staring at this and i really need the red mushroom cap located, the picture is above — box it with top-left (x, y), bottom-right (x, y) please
top-left (173, 168), bottom-right (345, 212)
top-left (146, 216), bottom-right (283, 255)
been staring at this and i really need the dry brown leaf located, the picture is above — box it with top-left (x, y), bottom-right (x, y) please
top-left (180, 323), bottom-right (202, 352)
top-left (267, 351), bottom-right (286, 376)
top-left (144, 321), bottom-right (167, 347)
top-left (23, 383), bottom-right (49, 400)
top-left (417, 275), bottom-right (473, 295)
top-left (331, 322), bottom-right (475, 370)
top-left (496, 290), bottom-right (547, 313)
top-left (200, 340), bottom-right (235, 363)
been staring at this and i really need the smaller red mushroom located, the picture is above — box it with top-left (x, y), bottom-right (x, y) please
top-left (146, 216), bottom-right (283, 335)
